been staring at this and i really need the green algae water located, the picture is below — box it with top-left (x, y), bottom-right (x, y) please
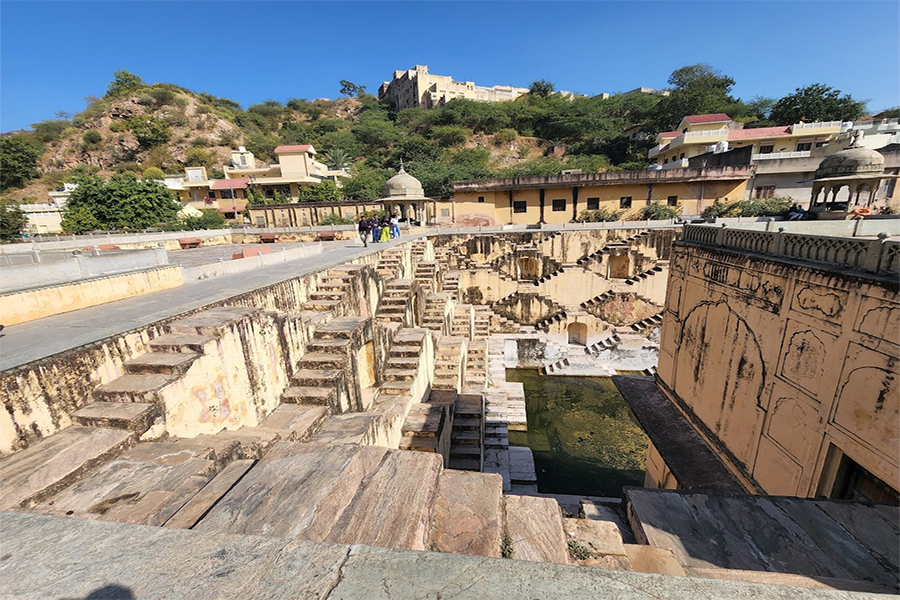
top-left (506, 369), bottom-right (649, 497)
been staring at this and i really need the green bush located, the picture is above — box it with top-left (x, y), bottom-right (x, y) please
top-left (126, 115), bottom-right (170, 148)
top-left (318, 213), bottom-right (354, 225)
top-left (575, 208), bottom-right (623, 222)
top-left (0, 136), bottom-right (43, 191)
top-left (640, 202), bottom-right (679, 220)
top-left (108, 120), bottom-right (126, 133)
top-left (148, 87), bottom-right (177, 106)
top-left (82, 130), bottom-right (102, 146)
top-left (185, 147), bottom-right (214, 169)
top-left (142, 167), bottom-right (165, 180)
top-left (180, 209), bottom-right (227, 230)
top-left (701, 196), bottom-right (793, 219)
top-left (493, 128), bottom-right (519, 145)
top-left (297, 180), bottom-right (342, 203)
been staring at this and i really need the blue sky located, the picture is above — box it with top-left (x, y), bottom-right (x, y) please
top-left (2, 1), bottom-right (898, 132)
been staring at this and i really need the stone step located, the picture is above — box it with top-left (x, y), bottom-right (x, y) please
top-left (291, 368), bottom-right (342, 388)
top-left (164, 459), bottom-right (256, 529)
top-left (297, 352), bottom-right (347, 370)
top-left (192, 427), bottom-right (283, 460)
top-left (453, 417), bottom-right (482, 431)
top-left (71, 402), bottom-right (159, 433)
top-left (398, 436), bottom-right (438, 453)
top-left (195, 443), bottom-right (387, 539)
top-left (429, 470), bottom-right (502, 557)
top-left (0, 427), bottom-right (135, 510)
top-left (380, 381), bottom-right (416, 396)
top-left (563, 516), bottom-right (627, 557)
top-left (93, 374), bottom-right (180, 403)
top-left (303, 299), bottom-right (342, 311)
top-left (307, 413), bottom-right (379, 445)
top-left (281, 386), bottom-right (335, 406)
top-left (505, 494), bottom-right (569, 564)
top-left (316, 281), bottom-right (350, 291)
top-left (389, 346), bottom-right (421, 358)
top-left (148, 333), bottom-right (215, 354)
top-left (508, 446), bottom-right (536, 484)
top-left (624, 544), bottom-right (686, 576)
top-left (402, 404), bottom-right (445, 438)
top-left (309, 291), bottom-right (344, 301)
top-left (166, 307), bottom-right (259, 337)
top-left (483, 448), bottom-right (510, 492)
top-left (315, 317), bottom-right (369, 340)
top-left (485, 436), bottom-right (509, 450)
top-left (447, 457), bottom-right (481, 471)
top-left (384, 368), bottom-right (418, 382)
top-left (258, 405), bottom-right (330, 442)
top-left (452, 430), bottom-right (480, 446)
top-left (449, 444), bottom-right (481, 458)
top-left (323, 450), bottom-right (443, 551)
top-left (387, 357), bottom-right (420, 369)
top-left (306, 338), bottom-right (352, 353)
top-left (123, 352), bottom-right (200, 375)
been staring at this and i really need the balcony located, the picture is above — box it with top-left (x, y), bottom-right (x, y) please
top-left (791, 121), bottom-right (843, 131)
top-left (751, 151), bottom-right (811, 160)
top-left (661, 159), bottom-right (690, 169)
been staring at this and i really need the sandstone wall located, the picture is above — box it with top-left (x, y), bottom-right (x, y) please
top-left (657, 242), bottom-right (900, 498)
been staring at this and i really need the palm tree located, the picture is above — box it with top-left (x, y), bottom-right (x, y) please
top-left (323, 148), bottom-right (352, 171)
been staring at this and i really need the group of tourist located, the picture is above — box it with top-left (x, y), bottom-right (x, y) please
top-left (358, 215), bottom-right (400, 247)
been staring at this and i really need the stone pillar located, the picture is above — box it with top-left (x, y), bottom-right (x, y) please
top-left (539, 189), bottom-right (545, 224)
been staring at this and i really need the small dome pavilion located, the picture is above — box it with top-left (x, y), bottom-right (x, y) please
top-left (810, 133), bottom-right (897, 215)
top-left (380, 166), bottom-right (430, 224)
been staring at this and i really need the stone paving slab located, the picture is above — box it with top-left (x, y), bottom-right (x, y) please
top-left (505, 494), bottom-right (569, 564)
top-left (428, 470), bottom-right (502, 557)
top-left (0, 511), bottom-right (887, 600)
top-left (0, 426), bottom-right (135, 509)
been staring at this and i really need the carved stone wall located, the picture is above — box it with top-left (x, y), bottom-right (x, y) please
top-left (657, 241), bottom-right (899, 498)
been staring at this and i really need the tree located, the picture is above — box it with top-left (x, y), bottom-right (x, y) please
top-left (651, 64), bottom-right (738, 131)
top-left (297, 180), bottom-right (342, 203)
top-left (529, 80), bottom-right (556, 98)
top-left (323, 148), bottom-right (352, 171)
top-left (770, 84), bottom-right (867, 125)
top-left (0, 200), bottom-right (27, 241)
top-left (55, 111), bottom-right (72, 121)
top-left (61, 174), bottom-right (179, 233)
top-left (0, 136), bottom-right (42, 191)
top-left (142, 167), bottom-right (165, 180)
top-left (342, 165), bottom-right (391, 200)
top-left (105, 69), bottom-right (145, 98)
top-left (339, 80), bottom-right (367, 97)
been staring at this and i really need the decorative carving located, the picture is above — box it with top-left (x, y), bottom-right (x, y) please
top-left (781, 330), bottom-right (828, 391)
top-left (857, 304), bottom-right (900, 344)
top-left (796, 286), bottom-right (843, 319)
top-left (767, 394), bottom-right (821, 462)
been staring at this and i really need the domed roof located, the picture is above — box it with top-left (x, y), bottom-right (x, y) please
top-left (384, 167), bottom-right (426, 198)
top-left (815, 144), bottom-right (885, 180)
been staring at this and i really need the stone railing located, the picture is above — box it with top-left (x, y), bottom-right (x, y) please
top-left (792, 120), bottom-right (843, 130)
top-left (683, 224), bottom-right (900, 276)
top-left (752, 151), bottom-right (811, 160)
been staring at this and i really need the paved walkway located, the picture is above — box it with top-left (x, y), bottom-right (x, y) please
top-left (0, 235), bottom-right (419, 372)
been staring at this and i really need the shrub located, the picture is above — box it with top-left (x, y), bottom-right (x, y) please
top-left (30, 120), bottom-right (69, 143)
top-left (185, 147), bottom-right (214, 169)
top-left (640, 202), bottom-right (679, 220)
top-left (318, 213), bottom-right (354, 225)
top-left (190, 136), bottom-right (210, 147)
top-left (108, 120), bottom-right (126, 133)
top-left (148, 87), bottom-right (177, 106)
top-left (701, 196), bottom-right (793, 219)
top-left (142, 167), bottom-right (165, 180)
top-left (494, 128), bottom-right (519, 145)
top-left (180, 209), bottom-right (227, 230)
top-left (82, 130), bottom-right (102, 146)
top-left (575, 208), bottom-right (623, 222)
top-left (126, 115), bottom-right (170, 148)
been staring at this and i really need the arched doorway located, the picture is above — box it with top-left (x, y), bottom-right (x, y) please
top-left (567, 322), bottom-right (588, 346)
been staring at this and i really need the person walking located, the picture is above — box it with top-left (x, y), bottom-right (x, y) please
top-left (390, 214), bottom-right (400, 239)
top-left (358, 217), bottom-right (370, 247)
top-left (371, 218), bottom-right (381, 243)
top-left (380, 217), bottom-right (391, 243)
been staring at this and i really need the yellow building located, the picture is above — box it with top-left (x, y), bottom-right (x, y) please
top-left (449, 167), bottom-right (753, 225)
top-left (649, 114), bottom-right (843, 168)
top-left (181, 146), bottom-right (347, 220)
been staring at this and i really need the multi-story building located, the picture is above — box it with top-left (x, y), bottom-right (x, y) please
top-left (180, 145), bottom-right (347, 220)
top-left (653, 114), bottom-right (900, 205)
top-left (449, 166), bottom-right (753, 226)
top-left (378, 65), bottom-right (529, 110)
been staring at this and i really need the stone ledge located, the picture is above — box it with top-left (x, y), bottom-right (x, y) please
top-left (1, 512), bottom-right (881, 600)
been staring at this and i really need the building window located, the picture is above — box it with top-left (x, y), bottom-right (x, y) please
top-left (679, 153), bottom-right (685, 160)
top-left (755, 186), bottom-right (776, 199)
top-left (759, 144), bottom-right (774, 154)
top-left (552, 199), bottom-right (566, 212)
top-left (587, 197), bottom-right (600, 210)
top-left (667, 195), bottom-right (678, 207)
top-left (477, 196), bottom-right (485, 203)
top-left (513, 200), bottom-right (527, 213)
top-left (816, 141), bottom-right (827, 148)
top-left (796, 143), bottom-right (812, 152)
top-left (619, 196), bottom-right (632, 209)
top-left (207, 190), bottom-right (216, 200)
